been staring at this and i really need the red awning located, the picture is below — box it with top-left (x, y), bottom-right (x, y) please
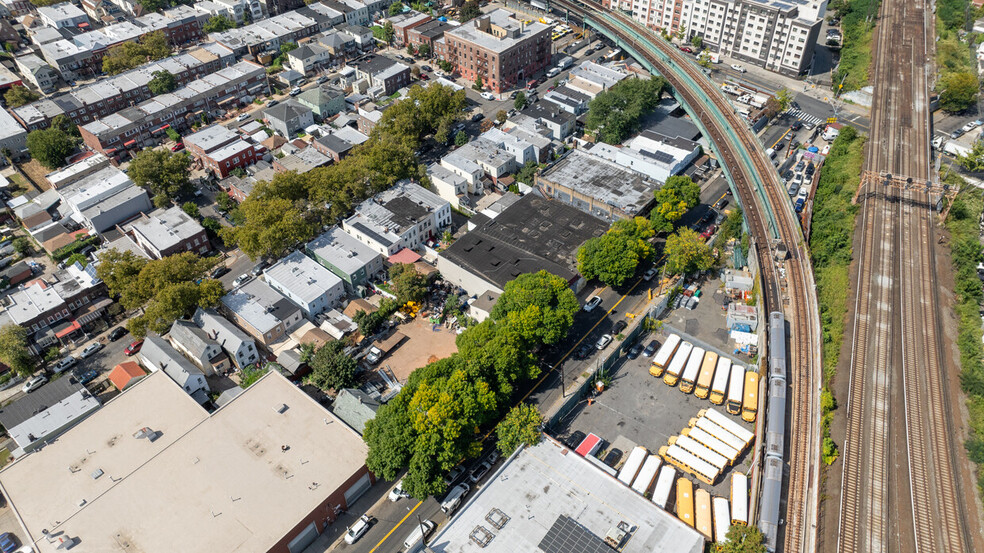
top-left (54, 320), bottom-right (81, 339)
top-left (124, 140), bottom-right (137, 147)
top-left (159, 124), bottom-right (170, 130)
top-left (105, 148), bottom-right (117, 154)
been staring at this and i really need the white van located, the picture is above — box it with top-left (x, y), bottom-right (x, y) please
top-left (822, 126), bottom-right (840, 141)
top-left (546, 67), bottom-right (561, 78)
top-left (765, 147), bottom-right (776, 160)
top-left (440, 483), bottom-right (470, 515)
top-left (403, 519), bottom-right (435, 552)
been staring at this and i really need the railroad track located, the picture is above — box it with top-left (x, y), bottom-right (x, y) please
top-left (546, 2), bottom-right (821, 551)
top-left (835, 0), bottom-right (978, 550)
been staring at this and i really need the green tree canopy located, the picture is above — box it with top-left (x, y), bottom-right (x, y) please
top-left (514, 91), bottom-right (527, 110)
top-left (147, 70), bottom-right (177, 94)
top-left (774, 87), bottom-right (793, 112)
top-left (719, 524), bottom-right (767, 553)
top-left (390, 263), bottom-right (427, 304)
top-left (665, 228), bottom-right (715, 275)
top-left (182, 201), bottom-right (200, 219)
top-left (496, 403), bottom-right (543, 456)
top-left (939, 71), bottom-right (979, 113)
top-left (97, 250), bottom-right (222, 337)
top-left (0, 324), bottom-right (34, 376)
top-left (4, 85), bottom-right (39, 108)
top-left (202, 15), bottom-right (236, 33)
top-left (650, 175), bottom-right (701, 233)
top-left (388, 1), bottom-right (405, 15)
top-left (127, 148), bottom-right (192, 204)
top-left (307, 341), bottom-right (357, 391)
top-left (220, 196), bottom-right (320, 260)
top-left (364, 270), bottom-right (579, 498)
top-left (577, 217), bottom-right (656, 287)
top-left (26, 128), bottom-right (76, 169)
top-left (417, 42), bottom-right (431, 57)
top-left (382, 21), bottom-right (395, 43)
top-left (102, 31), bottom-right (172, 75)
top-left (374, 84), bottom-right (467, 149)
top-left (454, 129), bottom-right (469, 146)
top-left (51, 113), bottom-right (80, 137)
top-left (585, 77), bottom-right (669, 144)
top-left (459, 0), bottom-right (481, 21)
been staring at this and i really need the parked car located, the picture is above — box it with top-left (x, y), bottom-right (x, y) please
top-left (124, 339), bottom-right (144, 356)
top-left (170, 143), bottom-right (184, 152)
top-left (266, 99), bottom-right (279, 107)
top-left (51, 356), bottom-right (77, 374)
top-left (790, 121), bottom-right (803, 131)
top-left (468, 460), bottom-right (493, 483)
top-left (573, 342), bottom-right (593, 360)
top-left (602, 448), bottom-right (623, 468)
top-left (344, 515), bottom-right (373, 544)
top-left (730, 63), bottom-right (746, 73)
top-left (643, 267), bottom-right (658, 281)
top-left (418, 72), bottom-right (429, 80)
top-left (250, 261), bottom-right (269, 277)
top-left (422, 65), bottom-right (433, 72)
top-left (317, 75), bottom-right (329, 84)
top-left (209, 266), bottom-right (231, 279)
top-left (237, 112), bottom-right (251, 122)
top-left (643, 340), bottom-right (659, 357)
top-left (389, 479), bottom-right (410, 502)
top-left (0, 533), bottom-right (17, 553)
top-left (794, 198), bottom-right (806, 213)
top-left (627, 342), bottom-right (644, 359)
top-left (951, 128), bottom-right (965, 139)
top-left (73, 367), bottom-right (98, 385)
top-left (402, 519), bottom-right (435, 551)
top-left (715, 198), bottom-right (729, 210)
top-left (233, 274), bottom-right (251, 287)
top-left (961, 120), bottom-right (979, 132)
top-left (21, 375), bottom-right (47, 394)
top-left (821, 144), bottom-right (831, 156)
top-left (595, 333), bottom-right (613, 350)
top-left (678, 46), bottom-right (693, 53)
top-left (445, 464), bottom-right (466, 485)
top-left (471, 112), bottom-right (485, 122)
top-left (565, 430), bottom-right (586, 449)
top-left (289, 87), bottom-right (302, 96)
top-left (80, 343), bottom-right (103, 359)
top-left (480, 91), bottom-right (496, 100)
top-left (440, 483), bottom-right (470, 515)
top-left (108, 327), bottom-right (128, 341)
top-left (612, 321), bottom-right (627, 335)
top-left (583, 295), bottom-right (603, 312)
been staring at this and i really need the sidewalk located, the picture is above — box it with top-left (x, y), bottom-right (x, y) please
top-left (301, 478), bottom-right (398, 553)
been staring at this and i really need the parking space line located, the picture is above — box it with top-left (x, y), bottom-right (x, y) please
top-left (368, 500), bottom-right (422, 553)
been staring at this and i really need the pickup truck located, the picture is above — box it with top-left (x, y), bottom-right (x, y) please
top-left (365, 331), bottom-right (407, 365)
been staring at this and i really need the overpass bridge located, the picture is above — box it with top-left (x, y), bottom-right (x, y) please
top-left (539, 1), bottom-right (823, 551)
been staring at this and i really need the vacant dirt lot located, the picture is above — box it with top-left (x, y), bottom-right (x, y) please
top-left (380, 316), bottom-right (459, 382)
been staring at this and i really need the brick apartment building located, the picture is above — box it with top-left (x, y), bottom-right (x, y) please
top-left (435, 9), bottom-right (551, 93)
top-left (184, 125), bottom-right (262, 178)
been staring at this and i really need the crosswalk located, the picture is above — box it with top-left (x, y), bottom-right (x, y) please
top-left (785, 109), bottom-right (824, 126)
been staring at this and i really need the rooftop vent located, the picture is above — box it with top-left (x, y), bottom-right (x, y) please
top-left (90, 469), bottom-right (103, 480)
top-left (275, 403), bottom-right (289, 414)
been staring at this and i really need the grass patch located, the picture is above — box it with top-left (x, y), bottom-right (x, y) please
top-left (944, 177), bottom-right (984, 495)
top-left (829, 0), bottom-right (880, 92)
top-left (0, 448), bottom-right (9, 467)
top-left (808, 125), bottom-right (866, 465)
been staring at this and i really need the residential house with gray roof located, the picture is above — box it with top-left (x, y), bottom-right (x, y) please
top-left (192, 308), bottom-right (260, 369)
top-left (167, 320), bottom-right (231, 376)
top-left (137, 334), bottom-right (210, 404)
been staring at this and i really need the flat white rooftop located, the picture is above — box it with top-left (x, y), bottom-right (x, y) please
top-left (0, 370), bottom-right (368, 553)
top-left (428, 437), bottom-right (704, 553)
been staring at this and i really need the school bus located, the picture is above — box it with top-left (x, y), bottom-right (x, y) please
top-left (664, 341), bottom-right (694, 387)
top-left (682, 426), bottom-right (740, 465)
top-left (709, 357), bottom-right (732, 405)
top-left (660, 445), bottom-right (718, 486)
top-left (726, 365), bottom-right (745, 415)
top-left (679, 347), bottom-right (706, 394)
top-left (695, 488), bottom-right (713, 541)
top-left (694, 351), bottom-right (719, 399)
top-left (731, 473), bottom-right (748, 526)
top-left (675, 477), bottom-right (695, 527)
top-left (713, 496), bottom-right (732, 543)
top-left (650, 333), bottom-right (681, 377)
top-left (742, 371), bottom-right (759, 422)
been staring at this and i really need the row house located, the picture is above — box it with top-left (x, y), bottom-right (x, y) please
top-left (125, 206), bottom-right (210, 259)
top-left (12, 43), bottom-right (236, 131)
top-left (208, 4), bottom-right (337, 58)
top-left (78, 60), bottom-right (269, 158)
top-left (38, 7), bottom-right (203, 80)
top-left (184, 124), bottom-right (262, 178)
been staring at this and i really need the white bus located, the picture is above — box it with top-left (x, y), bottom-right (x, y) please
top-left (701, 408), bottom-right (755, 444)
top-left (695, 488), bottom-right (713, 541)
top-left (679, 346), bottom-right (706, 394)
top-left (617, 446), bottom-right (648, 486)
top-left (631, 454), bottom-right (662, 496)
top-left (659, 445), bottom-right (719, 485)
top-left (692, 416), bottom-right (748, 453)
top-left (674, 435), bottom-right (728, 471)
top-left (709, 357), bottom-right (732, 404)
top-left (664, 341), bottom-right (694, 387)
top-left (684, 426), bottom-right (740, 464)
top-left (726, 365), bottom-right (745, 415)
top-left (650, 333), bottom-right (681, 377)
top-left (651, 465), bottom-right (676, 509)
top-left (713, 496), bottom-right (732, 543)
top-left (731, 473), bottom-right (749, 526)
